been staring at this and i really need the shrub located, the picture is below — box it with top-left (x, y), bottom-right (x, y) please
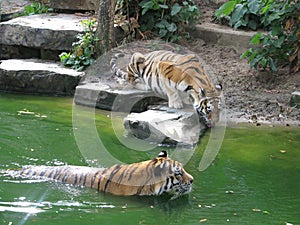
top-left (116, 0), bottom-right (200, 42)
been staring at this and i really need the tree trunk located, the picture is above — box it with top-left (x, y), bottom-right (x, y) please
top-left (95, 0), bottom-right (117, 56)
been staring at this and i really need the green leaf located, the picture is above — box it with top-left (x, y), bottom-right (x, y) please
top-left (273, 36), bottom-right (285, 48)
top-left (230, 4), bottom-right (247, 26)
top-left (248, 19), bottom-right (258, 30)
top-left (241, 48), bottom-right (253, 59)
top-left (214, 1), bottom-right (236, 18)
top-left (260, 3), bottom-right (270, 14)
top-left (271, 24), bottom-right (281, 36)
top-left (188, 5), bottom-right (198, 12)
top-left (158, 29), bottom-right (168, 37)
top-left (159, 4), bottom-right (168, 9)
top-left (233, 20), bottom-right (243, 29)
top-left (156, 21), bottom-right (166, 29)
top-left (166, 22), bottom-right (177, 32)
top-left (250, 55), bottom-right (263, 68)
top-left (269, 58), bottom-right (277, 71)
top-left (260, 57), bottom-right (267, 67)
top-left (140, 1), bottom-right (154, 15)
top-left (248, 0), bottom-right (262, 14)
top-left (171, 3), bottom-right (182, 16)
top-left (265, 12), bottom-right (281, 25)
top-left (250, 32), bottom-right (263, 44)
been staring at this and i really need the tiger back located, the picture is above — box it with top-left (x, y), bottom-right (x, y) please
top-left (6, 151), bottom-right (193, 199)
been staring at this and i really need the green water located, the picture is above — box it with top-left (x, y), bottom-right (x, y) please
top-left (0, 93), bottom-right (299, 225)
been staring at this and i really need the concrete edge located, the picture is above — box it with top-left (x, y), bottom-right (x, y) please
top-left (189, 22), bottom-right (259, 54)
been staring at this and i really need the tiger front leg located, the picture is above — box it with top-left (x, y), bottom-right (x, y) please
top-left (165, 87), bottom-right (183, 109)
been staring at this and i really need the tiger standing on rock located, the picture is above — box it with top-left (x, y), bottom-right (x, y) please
top-left (3, 151), bottom-right (193, 199)
top-left (110, 50), bottom-right (222, 126)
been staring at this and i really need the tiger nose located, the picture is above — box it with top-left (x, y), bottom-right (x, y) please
top-left (189, 175), bottom-right (194, 184)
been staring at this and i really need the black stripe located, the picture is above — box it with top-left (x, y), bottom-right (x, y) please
top-left (56, 167), bottom-right (68, 181)
top-left (104, 165), bottom-right (122, 193)
top-left (74, 173), bottom-right (78, 185)
top-left (97, 176), bottom-right (102, 191)
top-left (31, 170), bottom-right (37, 177)
top-left (39, 169), bottom-right (46, 177)
top-left (47, 169), bottom-right (55, 179)
top-left (90, 171), bottom-right (98, 188)
top-left (176, 58), bottom-right (199, 66)
top-left (97, 169), bottom-right (107, 191)
top-left (61, 172), bottom-right (69, 184)
top-left (193, 76), bottom-right (208, 86)
top-left (53, 168), bottom-right (61, 180)
top-left (128, 166), bottom-right (139, 180)
top-left (78, 173), bottom-right (84, 185)
top-left (142, 60), bottom-right (155, 80)
top-left (82, 174), bottom-right (87, 187)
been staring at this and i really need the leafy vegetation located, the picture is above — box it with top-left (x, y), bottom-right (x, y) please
top-left (116, 0), bottom-right (200, 42)
top-left (24, 2), bottom-right (51, 16)
top-left (215, 0), bottom-right (300, 72)
top-left (59, 19), bottom-right (97, 71)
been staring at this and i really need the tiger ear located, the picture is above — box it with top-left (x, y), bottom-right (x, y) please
top-left (215, 84), bottom-right (222, 91)
top-left (158, 151), bottom-right (168, 158)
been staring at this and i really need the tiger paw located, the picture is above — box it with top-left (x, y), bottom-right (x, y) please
top-left (168, 101), bottom-right (184, 109)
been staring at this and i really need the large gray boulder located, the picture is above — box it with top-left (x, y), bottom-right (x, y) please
top-left (290, 91), bottom-right (300, 109)
top-left (0, 59), bottom-right (84, 95)
top-left (124, 106), bottom-right (207, 146)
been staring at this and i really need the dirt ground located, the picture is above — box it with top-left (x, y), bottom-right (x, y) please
top-left (180, 1), bottom-right (300, 126)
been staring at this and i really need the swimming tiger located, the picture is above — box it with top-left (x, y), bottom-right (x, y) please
top-left (110, 50), bottom-right (222, 126)
top-left (5, 151), bottom-right (193, 199)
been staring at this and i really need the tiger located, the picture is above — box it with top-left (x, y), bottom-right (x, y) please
top-left (110, 50), bottom-right (222, 126)
top-left (5, 151), bottom-right (193, 199)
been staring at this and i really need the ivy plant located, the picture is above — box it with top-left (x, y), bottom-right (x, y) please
top-left (59, 19), bottom-right (97, 71)
top-left (215, 0), bottom-right (300, 72)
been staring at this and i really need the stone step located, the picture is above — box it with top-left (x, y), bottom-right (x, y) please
top-left (37, 0), bottom-right (99, 12)
top-left (0, 13), bottom-right (90, 53)
top-left (0, 59), bottom-right (84, 95)
top-left (189, 23), bottom-right (257, 54)
top-left (74, 82), bottom-right (163, 112)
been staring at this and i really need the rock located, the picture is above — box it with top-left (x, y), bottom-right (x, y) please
top-left (124, 107), bottom-right (207, 146)
top-left (74, 82), bottom-right (164, 112)
top-left (37, 0), bottom-right (99, 11)
top-left (0, 59), bottom-right (84, 95)
top-left (0, 0), bottom-right (31, 22)
top-left (0, 14), bottom-right (89, 51)
top-left (290, 91), bottom-right (300, 109)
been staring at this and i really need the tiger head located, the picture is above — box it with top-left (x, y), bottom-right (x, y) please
top-left (150, 151), bottom-right (194, 199)
top-left (188, 87), bottom-right (222, 127)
